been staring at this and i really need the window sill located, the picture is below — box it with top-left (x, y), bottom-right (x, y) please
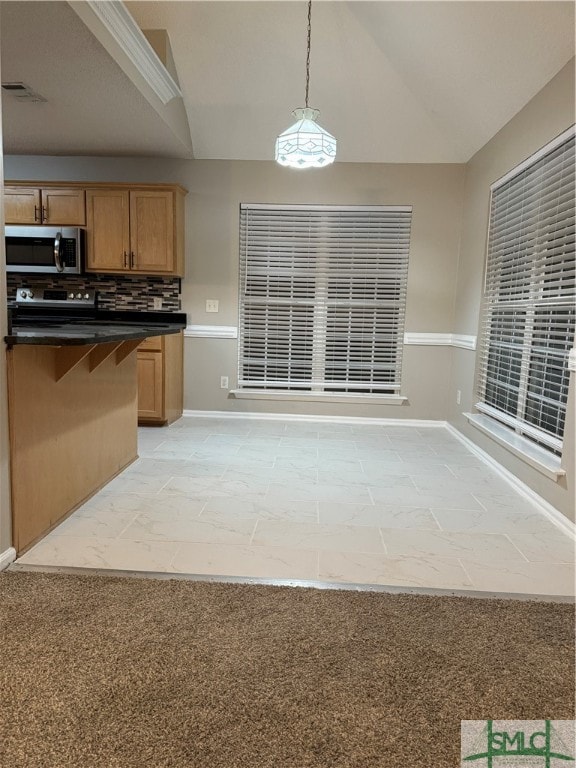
top-left (231, 390), bottom-right (407, 405)
top-left (464, 413), bottom-right (566, 481)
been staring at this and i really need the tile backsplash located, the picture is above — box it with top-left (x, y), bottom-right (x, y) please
top-left (7, 273), bottom-right (181, 312)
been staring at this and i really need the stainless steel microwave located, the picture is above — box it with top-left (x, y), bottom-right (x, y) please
top-left (5, 225), bottom-right (84, 274)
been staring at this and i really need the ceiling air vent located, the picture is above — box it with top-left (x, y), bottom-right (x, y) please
top-left (1, 82), bottom-right (47, 103)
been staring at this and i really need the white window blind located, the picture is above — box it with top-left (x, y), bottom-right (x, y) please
top-left (477, 127), bottom-right (575, 454)
top-left (238, 204), bottom-right (412, 394)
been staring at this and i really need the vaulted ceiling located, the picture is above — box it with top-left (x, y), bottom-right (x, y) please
top-left (1, 1), bottom-right (574, 163)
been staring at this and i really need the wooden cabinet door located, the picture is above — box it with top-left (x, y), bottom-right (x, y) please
top-left (163, 331), bottom-right (184, 425)
top-left (42, 188), bottom-right (86, 225)
top-left (139, 336), bottom-right (164, 352)
top-left (85, 189), bottom-right (130, 272)
top-left (137, 334), bottom-right (182, 426)
top-left (130, 190), bottom-right (174, 273)
top-left (4, 187), bottom-right (41, 224)
top-left (137, 351), bottom-right (164, 420)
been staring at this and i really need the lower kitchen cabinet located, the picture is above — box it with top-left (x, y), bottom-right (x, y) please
top-left (137, 331), bottom-right (183, 425)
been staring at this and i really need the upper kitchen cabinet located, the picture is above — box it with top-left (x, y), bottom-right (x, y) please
top-left (85, 188), bottom-right (130, 272)
top-left (4, 185), bottom-right (86, 225)
top-left (85, 184), bottom-right (186, 277)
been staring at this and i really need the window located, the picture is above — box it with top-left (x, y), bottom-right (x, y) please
top-left (476, 128), bottom-right (575, 455)
top-left (238, 204), bottom-right (412, 396)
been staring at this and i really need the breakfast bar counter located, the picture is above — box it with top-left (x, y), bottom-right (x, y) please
top-left (5, 311), bottom-right (186, 554)
top-left (5, 309), bottom-right (186, 346)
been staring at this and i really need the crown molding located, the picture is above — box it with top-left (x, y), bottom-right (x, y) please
top-left (81, 1), bottom-right (182, 105)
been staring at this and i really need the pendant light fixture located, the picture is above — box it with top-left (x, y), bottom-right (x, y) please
top-left (275, 0), bottom-right (336, 168)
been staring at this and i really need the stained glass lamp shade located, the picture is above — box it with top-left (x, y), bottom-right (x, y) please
top-left (275, 107), bottom-right (337, 168)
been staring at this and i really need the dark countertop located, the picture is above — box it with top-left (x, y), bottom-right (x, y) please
top-left (5, 310), bottom-right (187, 347)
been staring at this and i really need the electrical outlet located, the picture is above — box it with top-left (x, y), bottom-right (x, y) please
top-left (456, 390), bottom-right (462, 405)
top-left (220, 376), bottom-right (229, 389)
top-left (206, 299), bottom-right (219, 313)
top-left (153, 297), bottom-right (162, 310)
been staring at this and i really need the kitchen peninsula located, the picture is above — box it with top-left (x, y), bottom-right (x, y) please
top-left (5, 310), bottom-right (186, 554)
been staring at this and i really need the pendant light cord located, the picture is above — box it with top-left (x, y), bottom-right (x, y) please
top-left (305, 0), bottom-right (312, 108)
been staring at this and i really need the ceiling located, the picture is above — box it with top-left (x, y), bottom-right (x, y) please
top-left (1, 1), bottom-right (574, 163)
top-left (0, 1), bottom-right (192, 158)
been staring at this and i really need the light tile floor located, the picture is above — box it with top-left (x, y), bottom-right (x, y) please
top-left (15, 417), bottom-right (576, 596)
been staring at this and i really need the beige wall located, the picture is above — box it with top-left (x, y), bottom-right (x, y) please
top-left (183, 160), bottom-right (465, 419)
top-left (5, 156), bottom-right (466, 421)
top-left (182, 161), bottom-right (465, 333)
top-left (448, 59), bottom-right (576, 521)
top-left (4, 60), bottom-right (574, 521)
top-left (184, 341), bottom-right (453, 420)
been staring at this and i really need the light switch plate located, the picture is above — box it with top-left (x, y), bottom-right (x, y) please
top-left (153, 297), bottom-right (162, 310)
top-left (206, 299), bottom-right (219, 313)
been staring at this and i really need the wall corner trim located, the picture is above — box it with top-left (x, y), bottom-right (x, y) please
top-left (451, 334), bottom-right (477, 351)
top-left (403, 333), bottom-right (476, 350)
top-left (0, 547), bottom-right (16, 572)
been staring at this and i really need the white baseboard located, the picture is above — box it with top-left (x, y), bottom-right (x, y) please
top-left (446, 424), bottom-right (576, 540)
top-left (0, 547), bottom-right (16, 571)
top-left (181, 410), bottom-right (446, 428)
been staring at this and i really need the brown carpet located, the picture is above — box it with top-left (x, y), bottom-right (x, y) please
top-left (0, 571), bottom-right (573, 768)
